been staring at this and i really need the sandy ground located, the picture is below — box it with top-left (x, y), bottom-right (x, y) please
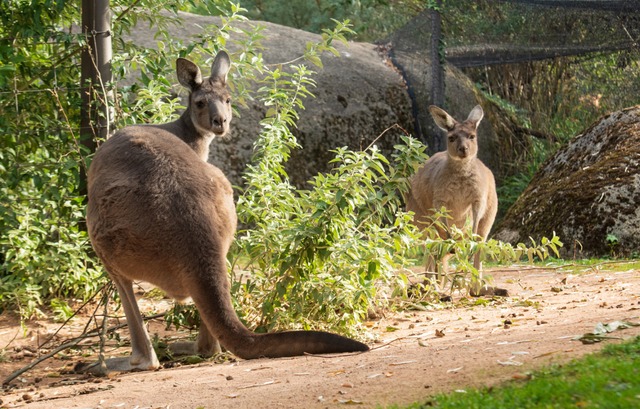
top-left (1, 263), bottom-right (639, 409)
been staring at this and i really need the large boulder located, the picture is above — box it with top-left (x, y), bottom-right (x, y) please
top-left (126, 12), bottom-right (497, 188)
top-left (127, 12), bottom-right (412, 188)
top-left (493, 106), bottom-right (640, 257)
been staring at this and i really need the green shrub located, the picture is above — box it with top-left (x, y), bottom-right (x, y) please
top-left (0, 0), bottom-right (103, 319)
top-left (223, 21), bottom-right (424, 337)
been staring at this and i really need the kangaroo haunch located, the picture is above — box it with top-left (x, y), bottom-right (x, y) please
top-left (85, 51), bottom-right (368, 373)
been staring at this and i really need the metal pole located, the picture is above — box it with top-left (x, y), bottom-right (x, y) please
top-left (80, 0), bottom-right (112, 145)
top-left (429, 0), bottom-right (445, 151)
top-left (80, 0), bottom-right (112, 193)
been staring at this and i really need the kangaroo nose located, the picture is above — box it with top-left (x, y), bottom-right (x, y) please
top-left (212, 115), bottom-right (227, 127)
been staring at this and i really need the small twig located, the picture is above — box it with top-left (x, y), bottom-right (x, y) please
top-left (97, 285), bottom-right (114, 373)
top-left (2, 327), bottom-right (22, 352)
top-left (266, 55), bottom-right (306, 67)
top-left (237, 379), bottom-right (280, 389)
top-left (81, 286), bottom-right (112, 340)
top-left (364, 123), bottom-right (410, 152)
top-left (38, 283), bottom-right (107, 350)
top-left (50, 89), bottom-right (90, 178)
top-left (113, 0), bottom-right (144, 24)
top-left (367, 336), bottom-right (409, 351)
top-left (618, 17), bottom-right (639, 50)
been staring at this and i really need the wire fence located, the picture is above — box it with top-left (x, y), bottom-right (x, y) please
top-left (447, 2), bottom-right (639, 67)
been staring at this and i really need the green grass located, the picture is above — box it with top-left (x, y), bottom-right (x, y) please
top-left (545, 259), bottom-right (640, 275)
top-left (485, 258), bottom-right (640, 272)
top-left (392, 336), bottom-right (640, 408)
top-left (564, 259), bottom-right (640, 270)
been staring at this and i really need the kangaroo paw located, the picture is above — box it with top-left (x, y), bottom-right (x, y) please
top-left (74, 356), bottom-right (159, 376)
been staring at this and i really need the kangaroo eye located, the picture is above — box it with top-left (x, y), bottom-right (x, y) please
top-left (468, 134), bottom-right (476, 140)
top-left (448, 136), bottom-right (456, 143)
top-left (195, 100), bottom-right (206, 109)
top-left (226, 98), bottom-right (231, 104)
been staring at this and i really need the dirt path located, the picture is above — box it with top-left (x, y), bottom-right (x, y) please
top-left (2, 264), bottom-right (639, 408)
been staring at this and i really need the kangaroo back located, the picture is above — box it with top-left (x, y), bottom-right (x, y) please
top-left (85, 52), bottom-right (367, 374)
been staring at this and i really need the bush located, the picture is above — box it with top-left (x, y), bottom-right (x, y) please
top-left (0, 0), bottom-right (103, 319)
top-left (214, 21), bottom-right (426, 337)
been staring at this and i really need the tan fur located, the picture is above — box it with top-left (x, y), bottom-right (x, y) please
top-left (85, 52), bottom-right (368, 374)
top-left (406, 105), bottom-right (497, 290)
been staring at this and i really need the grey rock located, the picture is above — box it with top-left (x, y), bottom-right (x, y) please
top-left (493, 106), bottom-right (640, 257)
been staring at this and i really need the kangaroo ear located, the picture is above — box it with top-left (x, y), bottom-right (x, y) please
top-left (429, 105), bottom-right (457, 131)
top-left (466, 105), bottom-right (484, 128)
top-left (210, 51), bottom-right (231, 85)
top-left (176, 58), bottom-right (203, 90)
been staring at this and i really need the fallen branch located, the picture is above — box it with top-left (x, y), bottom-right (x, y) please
top-left (3, 335), bottom-right (86, 387)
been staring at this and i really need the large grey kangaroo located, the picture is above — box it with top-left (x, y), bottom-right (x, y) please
top-left (406, 105), bottom-right (499, 295)
top-left (86, 51), bottom-right (368, 373)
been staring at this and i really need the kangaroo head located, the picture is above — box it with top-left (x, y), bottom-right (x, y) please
top-left (429, 105), bottom-right (484, 161)
top-left (177, 51), bottom-right (232, 138)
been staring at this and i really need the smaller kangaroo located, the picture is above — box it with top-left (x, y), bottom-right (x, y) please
top-left (406, 105), bottom-right (499, 295)
top-left (84, 51), bottom-right (368, 374)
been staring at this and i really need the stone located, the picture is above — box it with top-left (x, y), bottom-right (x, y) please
top-left (493, 106), bottom-right (640, 257)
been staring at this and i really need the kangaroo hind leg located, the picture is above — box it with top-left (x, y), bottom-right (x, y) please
top-left (77, 272), bottom-right (160, 374)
